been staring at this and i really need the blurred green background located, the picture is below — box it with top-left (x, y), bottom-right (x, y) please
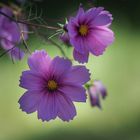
top-left (0, 0), bottom-right (140, 140)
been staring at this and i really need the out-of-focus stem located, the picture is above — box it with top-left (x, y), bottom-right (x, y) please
top-left (48, 39), bottom-right (67, 58)
top-left (0, 11), bottom-right (60, 30)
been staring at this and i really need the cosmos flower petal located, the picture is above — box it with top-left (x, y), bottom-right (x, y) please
top-left (91, 27), bottom-right (114, 46)
top-left (70, 37), bottom-right (86, 54)
top-left (86, 36), bottom-right (106, 56)
top-left (63, 65), bottom-right (90, 85)
top-left (92, 14), bottom-right (112, 26)
top-left (85, 7), bottom-right (104, 22)
top-left (67, 18), bottom-right (79, 37)
top-left (0, 31), bottom-right (14, 49)
top-left (76, 6), bottom-right (85, 19)
top-left (0, 7), bottom-right (13, 17)
top-left (56, 93), bottom-right (76, 121)
top-left (59, 85), bottom-right (86, 102)
top-left (9, 47), bottom-right (24, 60)
top-left (73, 48), bottom-right (89, 63)
top-left (60, 32), bottom-right (70, 46)
top-left (18, 91), bottom-right (42, 114)
top-left (8, 22), bottom-right (21, 43)
top-left (94, 80), bottom-right (107, 99)
top-left (88, 80), bottom-right (107, 108)
top-left (0, 7), bottom-right (13, 27)
top-left (89, 86), bottom-right (101, 108)
top-left (87, 27), bottom-right (114, 56)
top-left (20, 70), bottom-right (45, 90)
top-left (1, 19), bottom-right (20, 43)
top-left (38, 94), bottom-right (57, 121)
top-left (28, 50), bottom-right (51, 73)
top-left (50, 56), bottom-right (72, 77)
top-left (0, 30), bottom-right (24, 61)
top-left (100, 11), bottom-right (113, 26)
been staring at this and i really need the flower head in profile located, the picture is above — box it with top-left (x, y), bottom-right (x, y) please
top-left (0, 7), bottom-right (28, 60)
top-left (67, 5), bottom-right (114, 63)
top-left (88, 80), bottom-right (107, 108)
top-left (19, 50), bottom-right (90, 122)
top-left (60, 24), bottom-right (71, 46)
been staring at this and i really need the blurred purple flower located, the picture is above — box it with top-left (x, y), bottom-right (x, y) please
top-left (0, 7), bottom-right (28, 60)
top-left (88, 80), bottom-right (107, 108)
top-left (19, 50), bottom-right (90, 122)
top-left (67, 6), bottom-right (114, 63)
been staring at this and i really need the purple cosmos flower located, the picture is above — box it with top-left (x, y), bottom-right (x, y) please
top-left (67, 6), bottom-right (114, 63)
top-left (0, 7), bottom-right (28, 60)
top-left (88, 80), bottom-right (107, 108)
top-left (19, 50), bottom-right (90, 121)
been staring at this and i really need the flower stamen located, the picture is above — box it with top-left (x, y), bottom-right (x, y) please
top-left (79, 25), bottom-right (88, 36)
top-left (47, 80), bottom-right (58, 91)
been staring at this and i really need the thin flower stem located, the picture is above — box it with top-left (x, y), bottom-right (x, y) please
top-left (48, 39), bottom-right (67, 58)
top-left (0, 11), bottom-right (60, 30)
top-left (0, 46), bottom-right (16, 58)
top-left (35, 31), bottom-right (67, 58)
top-left (17, 15), bottom-right (31, 54)
top-left (21, 32), bottom-right (31, 54)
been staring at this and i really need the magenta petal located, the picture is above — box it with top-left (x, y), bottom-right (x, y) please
top-left (28, 50), bottom-right (51, 73)
top-left (50, 56), bottom-right (72, 77)
top-left (18, 91), bottom-right (42, 114)
top-left (87, 37), bottom-right (106, 56)
top-left (59, 85), bottom-right (86, 102)
top-left (63, 65), bottom-right (90, 85)
top-left (92, 14), bottom-right (112, 26)
top-left (20, 70), bottom-right (44, 90)
top-left (38, 94), bottom-right (57, 121)
top-left (56, 93), bottom-right (76, 121)
top-left (73, 48), bottom-right (89, 63)
top-left (92, 27), bottom-right (114, 46)
top-left (87, 27), bottom-right (114, 56)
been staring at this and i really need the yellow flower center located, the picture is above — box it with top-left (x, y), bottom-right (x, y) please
top-left (79, 25), bottom-right (88, 36)
top-left (47, 80), bottom-right (58, 91)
